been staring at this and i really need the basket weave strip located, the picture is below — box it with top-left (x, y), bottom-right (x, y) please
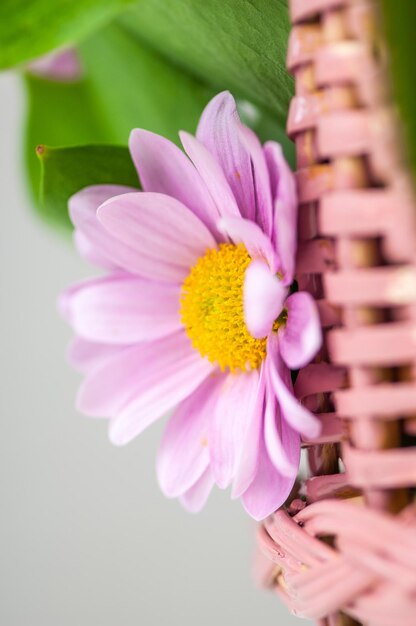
top-left (256, 1), bottom-right (416, 624)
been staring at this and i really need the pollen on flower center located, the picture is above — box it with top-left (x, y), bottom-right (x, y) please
top-left (180, 243), bottom-right (267, 372)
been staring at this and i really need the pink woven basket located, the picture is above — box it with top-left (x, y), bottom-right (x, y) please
top-left (255, 1), bottom-right (416, 624)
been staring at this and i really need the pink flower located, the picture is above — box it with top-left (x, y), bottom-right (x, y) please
top-left (28, 48), bottom-right (82, 82)
top-left (60, 91), bottom-right (322, 520)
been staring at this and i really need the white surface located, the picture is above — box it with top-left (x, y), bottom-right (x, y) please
top-left (0, 72), bottom-right (301, 626)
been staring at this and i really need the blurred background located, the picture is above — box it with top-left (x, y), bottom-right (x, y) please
top-left (0, 71), bottom-right (301, 626)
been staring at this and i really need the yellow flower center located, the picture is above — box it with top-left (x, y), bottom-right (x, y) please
top-left (180, 243), bottom-right (267, 372)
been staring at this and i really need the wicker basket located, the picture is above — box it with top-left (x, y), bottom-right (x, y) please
top-left (255, 1), bottom-right (416, 624)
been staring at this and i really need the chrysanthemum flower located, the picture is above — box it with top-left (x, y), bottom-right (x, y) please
top-left (60, 91), bottom-right (322, 520)
top-left (28, 48), bottom-right (82, 82)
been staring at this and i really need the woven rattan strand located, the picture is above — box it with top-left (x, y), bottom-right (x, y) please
top-left (255, 2), bottom-right (416, 624)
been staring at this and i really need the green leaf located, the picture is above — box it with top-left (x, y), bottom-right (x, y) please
top-left (23, 21), bottom-right (216, 217)
top-left (119, 0), bottom-right (293, 125)
top-left (380, 1), bottom-right (416, 182)
top-left (24, 9), bottom-right (295, 230)
top-left (0, 0), bottom-right (136, 69)
top-left (79, 22), bottom-right (215, 144)
top-left (37, 145), bottom-right (140, 230)
top-left (24, 73), bottom-right (111, 214)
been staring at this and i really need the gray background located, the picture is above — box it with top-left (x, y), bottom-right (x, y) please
top-left (0, 72), bottom-right (300, 626)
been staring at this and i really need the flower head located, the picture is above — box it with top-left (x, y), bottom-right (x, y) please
top-left (60, 91), bottom-right (322, 520)
top-left (28, 48), bottom-right (82, 82)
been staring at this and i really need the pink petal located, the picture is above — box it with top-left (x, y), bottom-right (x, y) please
top-left (241, 434), bottom-right (296, 521)
top-left (231, 362), bottom-right (267, 499)
top-left (58, 282), bottom-right (79, 324)
top-left (66, 337), bottom-right (127, 375)
top-left (98, 192), bottom-right (216, 283)
top-left (267, 336), bottom-right (321, 439)
top-left (157, 374), bottom-right (224, 498)
top-left (218, 216), bottom-right (278, 271)
top-left (129, 129), bottom-right (220, 236)
top-left (108, 335), bottom-right (215, 446)
top-left (74, 231), bottom-right (116, 270)
top-left (244, 259), bottom-right (287, 339)
top-left (69, 185), bottom-right (140, 272)
top-left (264, 380), bottom-right (300, 478)
top-left (279, 292), bottom-right (322, 369)
top-left (209, 370), bottom-right (261, 489)
top-left (62, 274), bottom-right (181, 345)
top-left (179, 131), bottom-right (241, 220)
top-left (179, 467), bottom-right (215, 513)
top-left (264, 142), bottom-right (298, 285)
top-left (77, 331), bottom-right (213, 426)
top-left (28, 48), bottom-right (82, 82)
top-left (196, 91), bottom-right (256, 221)
top-left (238, 124), bottom-right (273, 237)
